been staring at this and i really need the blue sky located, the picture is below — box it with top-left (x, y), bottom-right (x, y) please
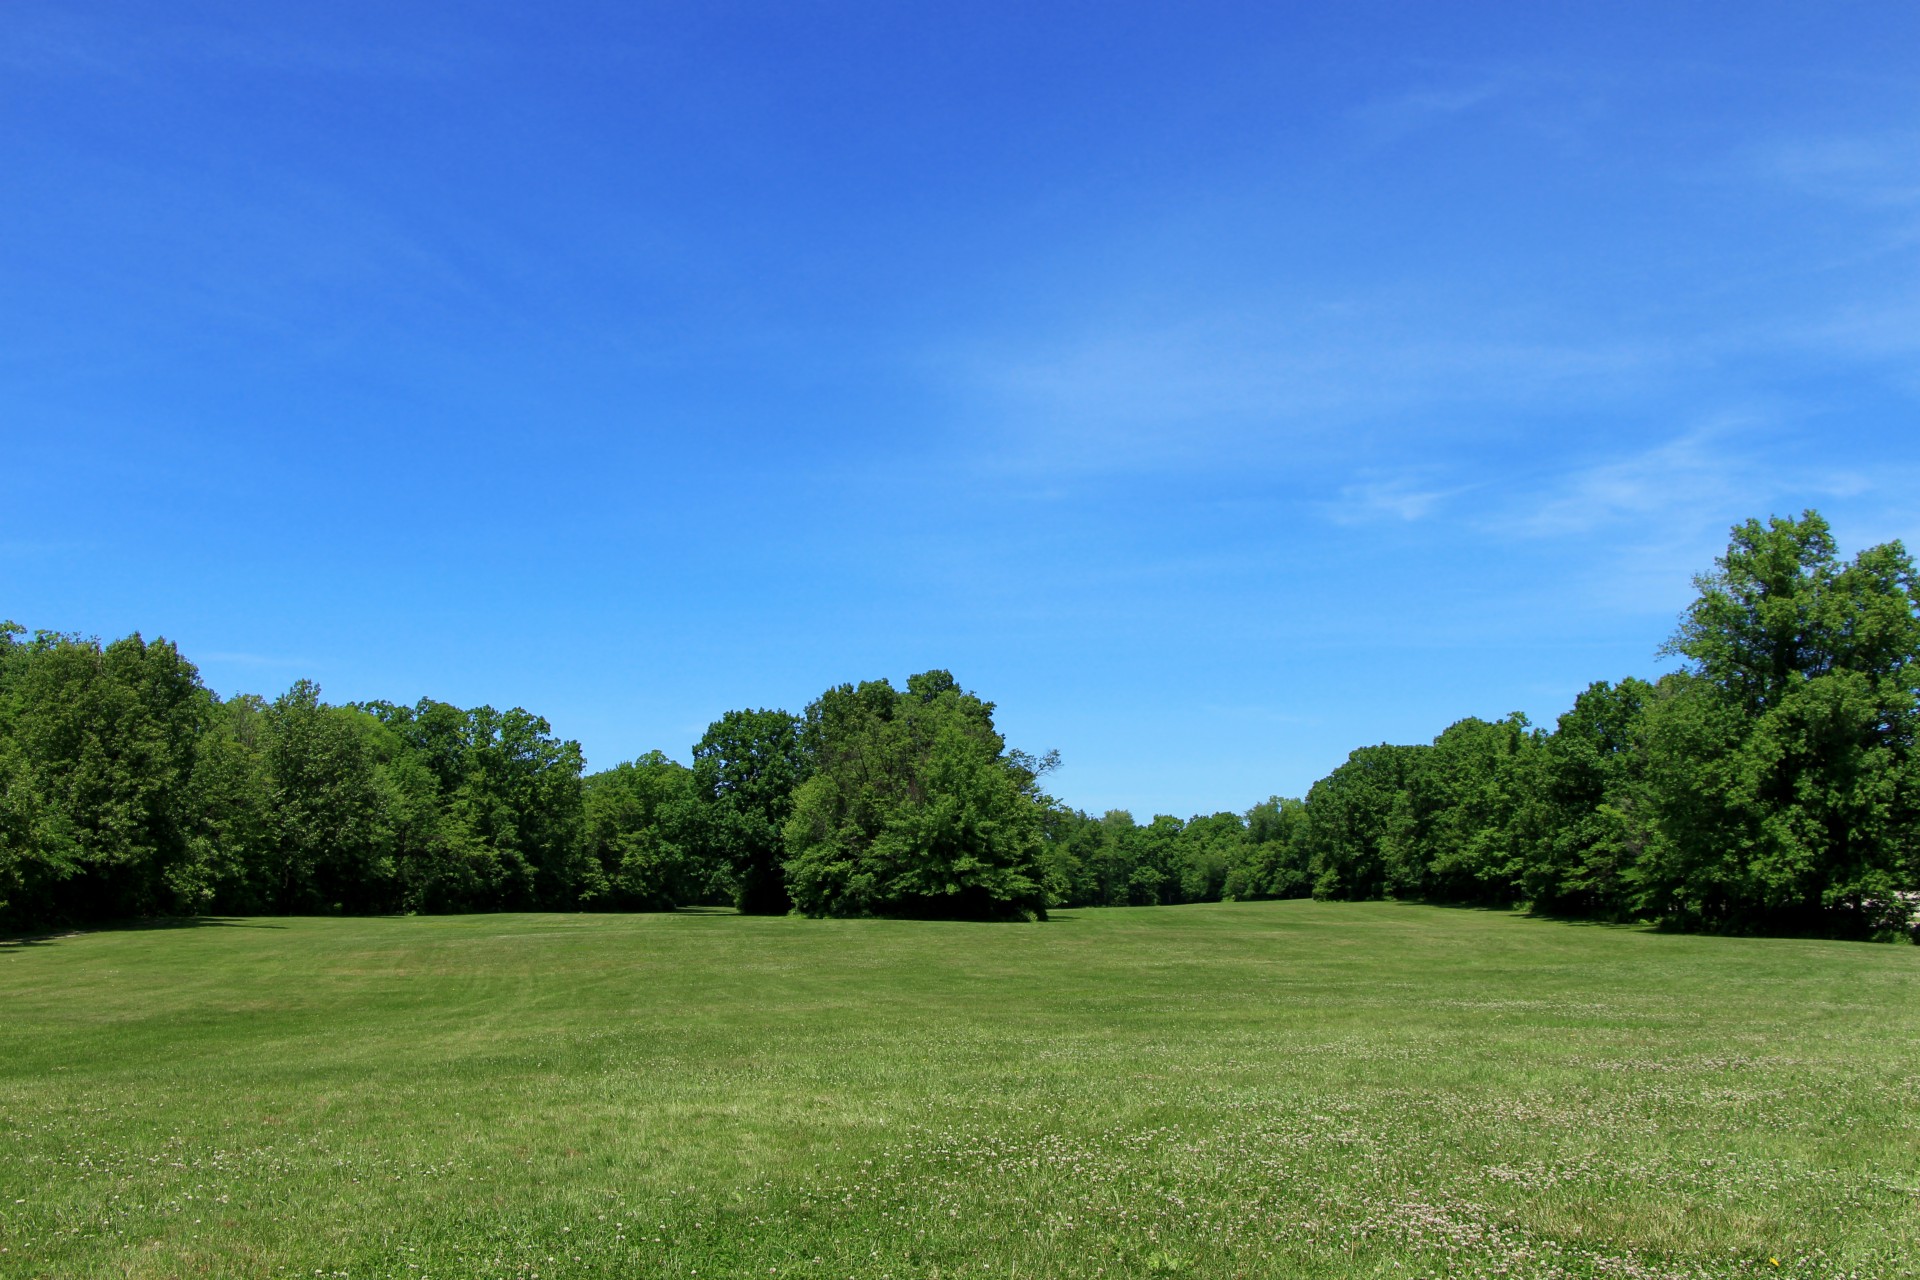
top-left (5, 2), bottom-right (1918, 817)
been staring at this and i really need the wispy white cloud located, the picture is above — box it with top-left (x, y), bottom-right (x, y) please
top-left (1493, 419), bottom-right (1889, 542)
top-left (924, 88), bottom-right (1920, 490)
top-left (0, 13), bottom-right (122, 77)
top-left (1748, 133), bottom-right (1920, 209)
top-left (1301, 418), bottom-right (1909, 622)
top-left (1347, 62), bottom-right (1619, 153)
top-left (1324, 473), bottom-right (1475, 525)
top-left (1790, 296), bottom-right (1920, 363)
top-left (1491, 426), bottom-right (1761, 615)
top-left (1461, 420), bottom-right (1904, 616)
top-left (1706, 131), bottom-right (1920, 297)
top-left (1491, 422), bottom-right (1752, 539)
top-left (946, 307), bottom-right (1677, 477)
top-left (1350, 80), bottom-right (1508, 146)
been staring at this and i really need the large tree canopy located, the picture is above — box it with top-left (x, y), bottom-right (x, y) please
top-left (583, 750), bottom-right (699, 911)
top-left (692, 708), bottom-right (809, 915)
top-left (0, 625), bottom-right (209, 923)
top-left (1634, 512), bottom-right (1920, 933)
top-left (782, 671), bottom-right (1052, 920)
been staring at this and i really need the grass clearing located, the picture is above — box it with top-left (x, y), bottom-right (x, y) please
top-left (1, 901), bottom-right (1915, 1279)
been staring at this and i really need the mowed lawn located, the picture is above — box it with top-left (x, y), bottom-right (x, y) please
top-left (1, 904), bottom-right (1915, 1280)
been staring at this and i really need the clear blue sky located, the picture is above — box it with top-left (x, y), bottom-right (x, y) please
top-left (5, 2), bottom-right (1918, 817)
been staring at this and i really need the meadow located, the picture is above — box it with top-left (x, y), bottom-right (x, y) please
top-left (1, 903), bottom-right (1914, 1280)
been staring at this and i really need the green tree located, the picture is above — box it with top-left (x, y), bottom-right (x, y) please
top-left (693, 708), bottom-right (810, 914)
top-left (0, 627), bottom-right (211, 924)
top-left (1637, 512), bottom-right (1920, 935)
top-left (182, 693), bottom-right (276, 914)
top-left (0, 710), bottom-right (58, 927)
top-left (458, 705), bottom-right (590, 910)
top-left (1225, 796), bottom-right (1311, 900)
top-left (782, 671), bottom-right (1050, 920)
top-left (361, 698), bottom-right (499, 911)
top-left (0, 623), bottom-right (58, 926)
top-left (1304, 744), bottom-right (1420, 900)
top-left (583, 751), bottom-right (701, 910)
top-left (264, 682), bottom-right (394, 914)
top-left (1516, 679), bottom-right (1653, 919)
top-left (1417, 714), bottom-right (1537, 905)
top-left (1091, 809), bottom-right (1145, 906)
top-left (362, 698), bottom-right (591, 912)
top-left (1130, 814), bottom-right (1185, 905)
top-left (1173, 811), bottom-right (1243, 902)
top-left (1035, 806), bottom-right (1099, 907)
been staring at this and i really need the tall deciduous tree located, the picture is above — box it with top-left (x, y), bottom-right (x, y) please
top-left (1225, 796), bottom-right (1312, 900)
top-left (363, 698), bottom-right (591, 912)
top-left (182, 693), bottom-right (276, 913)
top-left (1304, 744), bottom-right (1419, 900)
top-left (692, 708), bottom-right (809, 914)
top-left (783, 671), bottom-right (1050, 920)
top-left (1416, 714), bottom-right (1537, 905)
top-left (0, 627), bottom-right (211, 924)
top-left (1638, 512), bottom-right (1920, 934)
top-left (265, 682), bottom-right (393, 914)
top-left (1515, 678), bottom-right (1653, 919)
top-left (583, 751), bottom-right (700, 910)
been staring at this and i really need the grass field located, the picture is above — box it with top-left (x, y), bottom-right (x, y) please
top-left (1, 903), bottom-right (1915, 1280)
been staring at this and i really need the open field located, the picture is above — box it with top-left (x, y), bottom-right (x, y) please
top-left (1, 903), bottom-right (1915, 1280)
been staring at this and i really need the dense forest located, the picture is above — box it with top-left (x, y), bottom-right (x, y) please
top-left (3, 511), bottom-right (1916, 939)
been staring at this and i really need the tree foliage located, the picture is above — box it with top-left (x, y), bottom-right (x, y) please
top-left (3, 509), bottom-right (1917, 940)
top-left (692, 708), bottom-right (809, 915)
top-left (782, 671), bottom-right (1050, 920)
top-left (1284, 512), bottom-right (1920, 939)
top-left (583, 751), bottom-right (698, 910)
top-left (1631, 513), bottom-right (1920, 933)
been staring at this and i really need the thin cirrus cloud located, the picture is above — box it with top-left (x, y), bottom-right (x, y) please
top-left (1324, 422), bottom-right (1899, 620)
top-left (1347, 421), bottom-right (1875, 545)
top-left (1313, 429), bottom-right (1749, 539)
top-left (1323, 474), bottom-right (1473, 525)
top-left (947, 309), bottom-right (1684, 479)
top-left (1490, 424), bottom-right (1763, 540)
top-left (1706, 132), bottom-right (1920, 341)
top-left (1349, 79), bottom-right (1510, 146)
top-left (1750, 132), bottom-right (1920, 209)
top-left (1344, 59), bottom-right (1626, 157)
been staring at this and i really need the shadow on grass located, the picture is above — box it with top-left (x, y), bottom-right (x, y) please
top-left (1523, 908), bottom-right (1660, 932)
top-left (0, 916), bottom-right (285, 951)
top-left (1373, 896), bottom-right (1918, 945)
top-left (1369, 896), bottom-right (1658, 932)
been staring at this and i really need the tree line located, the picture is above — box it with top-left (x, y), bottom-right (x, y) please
top-left (0, 647), bottom-right (1055, 926)
top-left (1047, 512), bottom-right (1920, 940)
top-left (3, 510), bottom-right (1916, 939)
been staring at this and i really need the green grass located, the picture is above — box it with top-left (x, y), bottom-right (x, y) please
top-left (2, 903), bottom-right (1916, 1280)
